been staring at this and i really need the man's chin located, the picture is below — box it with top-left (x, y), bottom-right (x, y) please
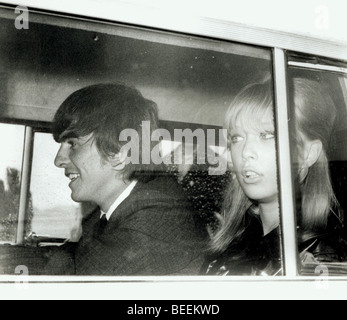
top-left (70, 192), bottom-right (84, 203)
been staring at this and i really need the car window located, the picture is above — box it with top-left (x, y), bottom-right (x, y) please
top-left (0, 7), bottom-right (284, 276)
top-left (0, 9), bottom-right (278, 260)
top-left (0, 123), bottom-right (25, 244)
top-left (287, 67), bottom-right (347, 275)
top-left (29, 132), bottom-right (82, 241)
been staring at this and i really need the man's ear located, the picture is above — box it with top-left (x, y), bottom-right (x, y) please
top-left (304, 139), bottom-right (323, 168)
top-left (108, 151), bottom-right (127, 171)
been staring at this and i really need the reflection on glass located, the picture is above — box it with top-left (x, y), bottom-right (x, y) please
top-left (0, 123), bottom-right (25, 243)
top-left (162, 140), bottom-right (230, 233)
top-left (288, 70), bottom-right (347, 275)
top-left (30, 132), bottom-right (81, 241)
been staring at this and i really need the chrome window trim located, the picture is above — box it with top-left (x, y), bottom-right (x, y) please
top-left (288, 61), bottom-right (347, 74)
top-left (273, 48), bottom-right (299, 277)
top-left (16, 126), bottom-right (34, 244)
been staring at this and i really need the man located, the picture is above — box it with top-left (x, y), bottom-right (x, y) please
top-left (46, 83), bottom-right (206, 275)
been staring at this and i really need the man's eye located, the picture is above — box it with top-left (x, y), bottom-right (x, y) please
top-left (260, 131), bottom-right (275, 140)
top-left (67, 139), bottom-right (78, 148)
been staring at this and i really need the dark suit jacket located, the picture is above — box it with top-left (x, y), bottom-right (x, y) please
top-left (45, 175), bottom-right (207, 275)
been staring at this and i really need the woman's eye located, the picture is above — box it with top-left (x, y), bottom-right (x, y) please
top-left (230, 135), bottom-right (243, 144)
top-left (260, 131), bottom-right (275, 140)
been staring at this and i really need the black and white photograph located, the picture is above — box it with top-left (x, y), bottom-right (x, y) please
top-left (0, 0), bottom-right (346, 302)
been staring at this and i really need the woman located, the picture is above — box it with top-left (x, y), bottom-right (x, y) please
top-left (203, 77), bottom-right (346, 276)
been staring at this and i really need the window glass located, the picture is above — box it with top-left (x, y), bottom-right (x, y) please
top-left (0, 8), bottom-right (282, 275)
top-left (0, 10), bottom-right (271, 126)
top-left (29, 132), bottom-right (81, 241)
top-left (0, 123), bottom-right (25, 243)
top-left (287, 67), bottom-right (347, 275)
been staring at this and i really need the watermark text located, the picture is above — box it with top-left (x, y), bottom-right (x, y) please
top-left (15, 5), bottom-right (29, 30)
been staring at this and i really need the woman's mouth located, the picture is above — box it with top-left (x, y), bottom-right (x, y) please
top-left (242, 170), bottom-right (262, 183)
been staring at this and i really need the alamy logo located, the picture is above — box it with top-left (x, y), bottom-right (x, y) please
top-left (15, 265), bottom-right (29, 289)
top-left (119, 121), bottom-right (228, 175)
top-left (15, 6), bottom-right (29, 30)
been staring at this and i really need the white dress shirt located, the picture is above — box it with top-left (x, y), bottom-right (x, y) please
top-left (100, 180), bottom-right (138, 220)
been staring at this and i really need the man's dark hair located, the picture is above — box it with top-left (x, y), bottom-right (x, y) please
top-left (52, 82), bottom-right (164, 182)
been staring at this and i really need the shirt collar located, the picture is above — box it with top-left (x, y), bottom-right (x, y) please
top-left (100, 180), bottom-right (137, 220)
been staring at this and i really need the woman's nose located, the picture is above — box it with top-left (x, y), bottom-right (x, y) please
top-left (54, 144), bottom-right (70, 168)
top-left (242, 138), bottom-right (258, 161)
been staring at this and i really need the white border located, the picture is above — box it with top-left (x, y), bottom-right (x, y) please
top-left (1, 275), bottom-right (347, 300)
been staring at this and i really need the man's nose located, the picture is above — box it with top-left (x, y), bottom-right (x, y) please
top-left (54, 144), bottom-right (70, 168)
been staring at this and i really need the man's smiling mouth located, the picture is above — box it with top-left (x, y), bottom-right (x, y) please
top-left (68, 173), bottom-right (80, 181)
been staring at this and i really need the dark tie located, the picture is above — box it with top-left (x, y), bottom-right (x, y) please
top-left (95, 214), bottom-right (108, 236)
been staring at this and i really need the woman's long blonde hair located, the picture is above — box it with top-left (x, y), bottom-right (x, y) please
top-left (291, 78), bottom-right (341, 234)
top-left (210, 77), bottom-right (341, 254)
top-left (210, 79), bottom-right (274, 253)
